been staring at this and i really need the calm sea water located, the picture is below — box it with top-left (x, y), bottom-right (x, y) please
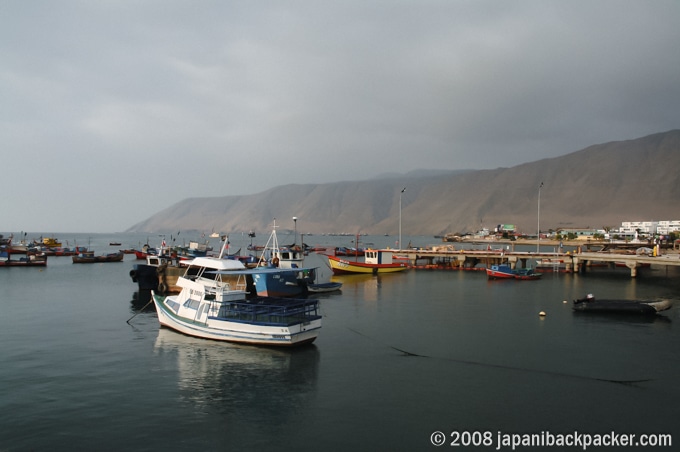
top-left (1, 233), bottom-right (679, 451)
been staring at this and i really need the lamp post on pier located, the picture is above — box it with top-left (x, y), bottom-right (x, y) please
top-left (537, 182), bottom-right (544, 253)
top-left (293, 216), bottom-right (297, 247)
top-left (399, 187), bottom-right (406, 250)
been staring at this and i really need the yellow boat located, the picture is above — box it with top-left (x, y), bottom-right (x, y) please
top-left (42, 237), bottom-right (62, 248)
top-left (327, 250), bottom-right (409, 275)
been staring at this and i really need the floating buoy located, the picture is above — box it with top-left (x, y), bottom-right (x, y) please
top-left (539, 311), bottom-right (546, 317)
top-left (563, 300), bottom-right (568, 304)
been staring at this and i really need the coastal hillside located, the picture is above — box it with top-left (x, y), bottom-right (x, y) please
top-left (127, 130), bottom-right (680, 235)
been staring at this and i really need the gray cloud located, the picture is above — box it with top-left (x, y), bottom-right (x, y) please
top-left (2, 0), bottom-right (678, 231)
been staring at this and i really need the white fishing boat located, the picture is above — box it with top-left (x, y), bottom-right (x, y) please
top-left (152, 240), bottom-right (322, 346)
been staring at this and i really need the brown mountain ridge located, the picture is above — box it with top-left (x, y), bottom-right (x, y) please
top-left (127, 130), bottom-right (680, 235)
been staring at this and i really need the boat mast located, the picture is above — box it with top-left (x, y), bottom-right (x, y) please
top-left (256, 219), bottom-right (280, 266)
top-left (218, 235), bottom-right (229, 259)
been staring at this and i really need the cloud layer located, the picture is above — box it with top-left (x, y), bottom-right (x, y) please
top-left (2, 1), bottom-right (679, 231)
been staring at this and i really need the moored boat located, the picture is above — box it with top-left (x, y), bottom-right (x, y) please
top-left (308, 281), bottom-right (343, 293)
top-left (327, 250), bottom-right (408, 275)
top-left (572, 294), bottom-right (672, 314)
top-left (52, 246), bottom-right (88, 256)
top-left (0, 250), bottom-right (48, 267)
top-left (130, 253), bottom-right (184, 293)
top-left (40, 237), bottom-right (62, 248)
top-left (244, 221), bottom-right (314, 296)
top-left (151, 253), bottom-right (322, 346)
top-left (513, 268), bottom-right (543, 280)
top-left (486, 264), bottom-right (542, 280)
top-left (486, 264), bottom-right (515, 279)
top-left (72, 251), bottom-right (124, 263)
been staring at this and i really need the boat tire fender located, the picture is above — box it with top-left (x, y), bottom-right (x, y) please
top-left (158, 282), bottom-right (168, 294)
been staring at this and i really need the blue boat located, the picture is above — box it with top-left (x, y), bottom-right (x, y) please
top-left (486, 264), bottom-right (542, 280)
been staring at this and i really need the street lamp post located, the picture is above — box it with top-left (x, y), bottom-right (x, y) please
top-left (399, 187), bottom-right (406, 250)
top-left (293, 217), bottom-right (298, 247)
top-left (537, 182), bottom-right (544, 253)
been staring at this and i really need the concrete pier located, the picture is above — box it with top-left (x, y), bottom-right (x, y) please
top-left (394, 247), bottom-right (680, 278)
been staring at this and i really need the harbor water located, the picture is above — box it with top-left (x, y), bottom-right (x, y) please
top-left (1, 233), bottom-right (679, 451)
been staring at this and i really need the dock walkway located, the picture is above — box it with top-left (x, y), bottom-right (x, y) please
top-left (395, 246), bottom-right (680, 278)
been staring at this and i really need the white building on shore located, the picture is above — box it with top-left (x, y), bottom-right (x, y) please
top-left (615, 220), bottom-right (680, 238)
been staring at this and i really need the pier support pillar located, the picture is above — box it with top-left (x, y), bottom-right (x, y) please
top-left (626, 262), bottom-right (638, 278)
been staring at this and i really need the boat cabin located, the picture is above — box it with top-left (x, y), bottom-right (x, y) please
top-left (365, 250), bottom-right (394, 265)
top-left (178, 257), bottom-right (249, 302)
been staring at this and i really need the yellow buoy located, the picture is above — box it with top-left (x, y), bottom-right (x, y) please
top-left (539, 311), bottom-right (546, 317)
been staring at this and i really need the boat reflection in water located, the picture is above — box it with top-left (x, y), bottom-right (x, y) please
top-left (153, 329), bottom-right (320, 416)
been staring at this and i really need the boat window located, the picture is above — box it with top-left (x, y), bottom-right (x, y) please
top-left (183, 299), bottom-right (201, 310)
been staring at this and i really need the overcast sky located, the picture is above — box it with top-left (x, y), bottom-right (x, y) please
top-left (2, 1), bottom-right (679, 233)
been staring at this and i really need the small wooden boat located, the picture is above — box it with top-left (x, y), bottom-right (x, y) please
top-left (51, 246), bottom-right (88, 257)
top-left (486, 264), bottom-right (515, 279)
top-left (39, 237), bottom-right (62, 248)
top-left (72, 251), bottom-right (124, 263)
top-left (486, 264), bottom-right (542, 280)
top-left (327, 250), bottom-right (408, 275)
top-left (0, 251), bottom-right (48, 267)
top-left (573, 295), bottom-right (672, 314)
top-left (308, 281), bottom-right (343, 293)
top-left (513, 268), bottom-right (543, 280)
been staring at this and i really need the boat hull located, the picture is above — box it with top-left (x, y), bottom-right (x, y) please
top-left (327, 255), bottom-right (407, 275)
top-left (0, 256), bottom-right (48, 267)
top-left (308, 282), bottom-right (343, 293)
top-left (573, 298), bottom-right (672, 314)
top-left (153, 293), bottom-right (321, 347)
top-left (130, 264), bottom-right (161, 291)
top-left (130, 261), bottom-right (183, 293)
top-left (252, 271), bottom-right (308, 297)
top-left (486, 265), bottom-right (542, 280)
top-left (486, 264), bottom-right (515, 279)
top-left (72, 251), bottom-right (124, 263)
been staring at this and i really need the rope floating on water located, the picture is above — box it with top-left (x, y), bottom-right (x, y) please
top-left (346, 327), bottom-right (651, 386)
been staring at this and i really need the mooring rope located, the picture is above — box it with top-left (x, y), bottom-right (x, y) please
top-left (346, 327), bottom-right (651, 386)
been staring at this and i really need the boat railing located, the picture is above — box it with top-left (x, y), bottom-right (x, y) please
top-left (214, 299), bottom-right (320, 326)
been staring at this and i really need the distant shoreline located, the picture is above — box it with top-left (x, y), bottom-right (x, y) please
top-left (456, 238), bottom-right (680, 253)
top-left (458, 238), bottom-right (642, 247)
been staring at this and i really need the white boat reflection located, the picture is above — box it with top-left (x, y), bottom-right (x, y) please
top-left (153, 328), bottom-right (320, 413)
